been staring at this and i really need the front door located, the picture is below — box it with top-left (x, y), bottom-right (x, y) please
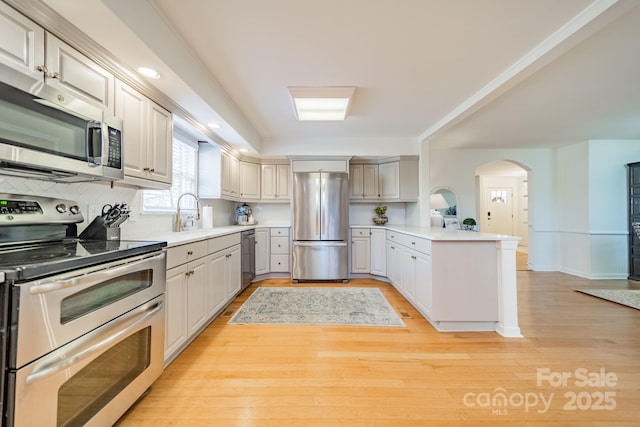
top-left (486, 187), bottom-right (514, 235)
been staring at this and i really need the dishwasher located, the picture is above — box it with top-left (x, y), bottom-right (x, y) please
top-left (241, 229), bottom-right (256, 290)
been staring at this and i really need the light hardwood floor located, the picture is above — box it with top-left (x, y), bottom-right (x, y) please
top-left (118, 272), bottom-right (640, 426)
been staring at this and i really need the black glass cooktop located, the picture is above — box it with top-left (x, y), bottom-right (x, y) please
top-left (0, 239), bottom-right (166, 282)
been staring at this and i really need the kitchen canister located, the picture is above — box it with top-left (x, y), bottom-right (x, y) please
top-left (201, 206), bottom-right (214, 228)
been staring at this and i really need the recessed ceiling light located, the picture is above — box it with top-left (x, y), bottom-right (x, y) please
top-left (137, 67), bottom-right (160, 79)
top-left (288, 86), bottom-right (356, 121)
top-left (207, 122), bottom-right (221, 129)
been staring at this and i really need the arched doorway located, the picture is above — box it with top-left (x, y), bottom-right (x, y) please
top-left (475, 160), bottom-right (529, 270)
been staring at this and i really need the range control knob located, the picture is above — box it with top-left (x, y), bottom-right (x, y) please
top-left (69, 205), bottom-right (80, 215)
top-left (55, 203), bottom-right (67, 213)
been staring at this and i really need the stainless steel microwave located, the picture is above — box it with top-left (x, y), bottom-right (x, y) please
top-left (0, 80), bottom-right (123, 182)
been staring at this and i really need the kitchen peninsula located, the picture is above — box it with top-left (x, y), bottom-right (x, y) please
top-left (351, 225), bottom-right (522, 338)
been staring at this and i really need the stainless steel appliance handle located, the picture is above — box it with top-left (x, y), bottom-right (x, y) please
top-left (293, 241), bottom-right (348, 247)
top-left (26, 300), bottom-right (163, 384)
top-left (29, 252), bottom-right (165, 295)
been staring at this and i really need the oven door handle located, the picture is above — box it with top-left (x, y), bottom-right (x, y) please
top-left (29, 252), bottom-right (165, 295)
top-left (25, 299), bottom-right (163, 384)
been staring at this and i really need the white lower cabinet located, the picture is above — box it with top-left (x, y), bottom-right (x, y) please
top-left (206, 250), bottom-right (228, 317)
top-left (351, 228), bottom-right (371, 273)
top-left (270, 228), bottom-right (290, 272)
top-left (165, 233), bottom-right (241, 363)
top-left (164, 264), bottom-right (188, 361)
top-left (384, 230), bottom-right (432, 319)
top-left (386, 240), bottom-right (400, 286)
top-left (413, 253), bottom-right (432, 316)
top-left (165, 255), bottom-right (207, 361)
top-left (255, 228), bottom-right (270, 275)
top-left (370, 228), bottom-right (387, 276)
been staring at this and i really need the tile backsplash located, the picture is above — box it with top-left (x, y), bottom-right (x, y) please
top-left (2, 176), bottom-right (410, 238)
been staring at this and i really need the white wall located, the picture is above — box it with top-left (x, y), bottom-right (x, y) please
top-left (430, 141), bottom-right (639, 279)
top-left (430, 147), bottom-right (556, 272)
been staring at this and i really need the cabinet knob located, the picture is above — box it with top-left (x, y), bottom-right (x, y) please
top-left (411, 241), bottom-right (416, 245)
top-left (411, 256), bottom-right (417, 260)
top-left (36, 65), bottom-right (48, 74)
top-left (187, 250), bottom-right (193, 255)
top-left (48, 71), bottom-right (61, 80)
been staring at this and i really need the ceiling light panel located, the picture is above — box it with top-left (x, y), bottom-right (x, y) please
top-left (288, 87), bottom-right (355, 121)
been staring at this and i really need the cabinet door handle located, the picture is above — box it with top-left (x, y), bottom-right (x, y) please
top-left (37, 64), bottom-right (48, 74)
top-left (187, 250), bottom-right (193, 255)
top-left (48, 71), bottom-right (61, 80)
top-left (411, 241), bottom-right (416, 245)
top-left (411, 256), bottom-right (417, 260)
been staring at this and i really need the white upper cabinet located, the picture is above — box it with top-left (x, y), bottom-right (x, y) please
top-left (378, 162), bottom-right (400, 199)
top-left (221, 151), bottom-right (240, 199)
top-left (239, 161), bottom-right (261, 200)
top-left (350, 157), bottom-right (417, 202)
top-left (261, 163), bottom-right (290, 201)
top-left (0, 3), bottom-right (44, 84)
top-left (350, 164), bottom-right (379, 200)
top-left (115, 80), bottom-right (172, 188)
top-left (45, 33), bottom-right (114, 112)
top-left (0, 4), bottom-right (114, 113)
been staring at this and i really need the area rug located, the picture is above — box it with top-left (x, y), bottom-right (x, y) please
top-left (228, 287), bottom-right (406, 327)
top-left (575, 289), bottom-right (640, 311)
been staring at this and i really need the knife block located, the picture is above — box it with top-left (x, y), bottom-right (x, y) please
top-left (95, 227), bottom-right (121, 241)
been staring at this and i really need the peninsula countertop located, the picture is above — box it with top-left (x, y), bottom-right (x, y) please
top-left (350, 224), bottom-right (520, 242)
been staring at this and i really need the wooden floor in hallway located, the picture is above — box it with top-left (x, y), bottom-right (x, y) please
top-left (117, 273), bottom-right (640, 426)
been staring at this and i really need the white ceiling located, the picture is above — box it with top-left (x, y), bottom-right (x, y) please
top-left (43, 0), bottom-right (640, 156)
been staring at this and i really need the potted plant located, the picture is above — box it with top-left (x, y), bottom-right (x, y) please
top-left (462, 217), bottom-right (477, 231)
top-left (373, 205), bottom-right (388, 225)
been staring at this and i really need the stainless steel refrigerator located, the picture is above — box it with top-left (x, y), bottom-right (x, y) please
top-left (291, 171), bottom-right (349, 281)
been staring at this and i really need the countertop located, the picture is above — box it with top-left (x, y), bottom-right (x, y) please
top-left (125, 224), bottom-right (290, 247)
top-left (350, 224), bottom-right (520, 242)
top-left (127, 222), bottom-right (517, 248)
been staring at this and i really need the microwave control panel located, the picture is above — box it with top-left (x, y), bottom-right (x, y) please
top-left (106, 127), bottom-right (122, 169)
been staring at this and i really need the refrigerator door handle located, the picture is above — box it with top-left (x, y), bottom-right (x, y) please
top-left (293, 241), bottom-right (348, 247)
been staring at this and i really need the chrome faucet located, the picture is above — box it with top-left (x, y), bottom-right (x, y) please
top-left (175, 192), bottom-right (201, 231)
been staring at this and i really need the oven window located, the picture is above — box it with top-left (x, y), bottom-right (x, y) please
top-left (60, 270), bottom-right (153, 324)
top-left (57, 326), bottom-right (151, 427)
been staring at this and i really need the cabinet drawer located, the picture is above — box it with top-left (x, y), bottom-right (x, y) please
top-left (271, 255), bottom-right (290, 272)
top-left (270, 227), bottom-right (290, 237)
top-left (208, 232), bottom-right (241, 254)
top-left (386, 230), bottom-right (402, 243)
top-left (402, 235), bottom-right (431, 255)
top-left (166, 240), bottom-right (208, 269)
top-left (271, 236), bottom-right (290, 254)
top-left (352, 228), bottom-right (370, 237)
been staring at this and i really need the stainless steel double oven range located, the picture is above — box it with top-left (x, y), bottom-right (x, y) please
top-left (0, 194), bottom-right (167, 426)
